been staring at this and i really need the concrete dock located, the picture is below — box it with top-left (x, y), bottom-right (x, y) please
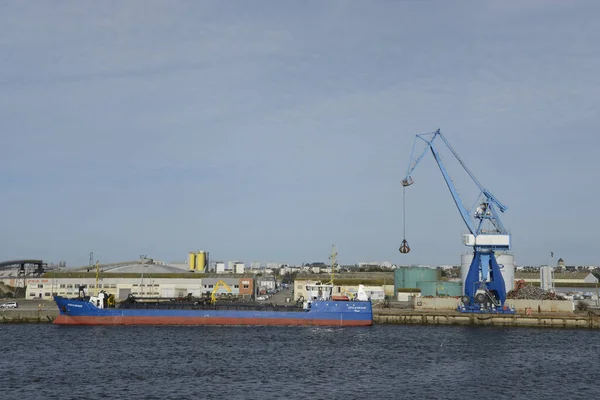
top-left (373, 308), bottom-right (600, 329)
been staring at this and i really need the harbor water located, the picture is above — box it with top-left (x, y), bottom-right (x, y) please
top-left (1, 324), bottom-right (599, 399)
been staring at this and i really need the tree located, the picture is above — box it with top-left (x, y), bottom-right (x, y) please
top-left (281, 271), bottom-right (298, 284)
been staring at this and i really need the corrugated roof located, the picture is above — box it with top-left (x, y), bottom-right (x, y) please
top-left (516, 272), bottom-right (592, 280)
top-left (103, 264), bottom-right (188, 274)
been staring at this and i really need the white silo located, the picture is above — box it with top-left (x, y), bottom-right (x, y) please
top-left (461, 252), bottom-right (515, 295)
top-left (540, 266), bottom-right (555, 291)
top-left (461, 253), bottom-right (474, 294)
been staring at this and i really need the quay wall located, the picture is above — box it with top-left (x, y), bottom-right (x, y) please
top-left (373, 309), bottom-right (599, 329)
top-left (412, 297), bottom-right (575, 313)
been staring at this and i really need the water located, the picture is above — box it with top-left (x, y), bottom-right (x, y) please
top-left (1, 324), bottom-right (599, 399)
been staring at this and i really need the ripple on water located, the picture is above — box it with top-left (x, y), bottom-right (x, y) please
top-left (0, 325), bottom-right (599, 400)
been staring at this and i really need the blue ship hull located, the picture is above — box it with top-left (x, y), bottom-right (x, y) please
top-left (53, 296), bottom-right (373, 326)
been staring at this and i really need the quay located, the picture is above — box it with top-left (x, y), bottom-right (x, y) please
top-left (373, 308), bottom-right (600, 329)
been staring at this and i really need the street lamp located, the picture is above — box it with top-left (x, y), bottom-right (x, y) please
top-left (141, 265), bottom-right (149, 296)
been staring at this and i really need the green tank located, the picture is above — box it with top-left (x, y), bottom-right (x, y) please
top-left (417, 281), bottom-right (462, 297)
top-left (394, 267), bottom-right (440, 292)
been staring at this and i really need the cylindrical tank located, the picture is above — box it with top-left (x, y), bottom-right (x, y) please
top-left (416, 281), bottom-right (437, 297)
top-left (461, 253), bottom-right (473, 292)
top-left (404, 267), bottom-right (439, 289)
top-left (417, 281), bottom-right (462, 297)
top-left (496, 253), bottom-right (515, 292)
top-left (394, 269), bottom-right (405, 293)
top-left (196, 251), bottom-right (206, 271)
top-left (461, 252), bottom-right (515, 294)
top-left (188, 252), bottom-right (196, 271)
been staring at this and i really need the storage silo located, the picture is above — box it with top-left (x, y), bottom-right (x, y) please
top-left (439, 281), bottom-right (462, 297)
top-left (404, 267), bottom-right (439, 289)
top-left (496, 253), bottom-right (515, 292)
top-left (417, 281), bottom-right (462, 297)
top-left (394, 269), bottom-right (405, 293)
top-left (196, 251), bottom-right (207, 272)
top-left (188, 252), bottom-right (196, 271)
top-left (540, 266), bottom-right (555, 291)
top-left (416, 281), bottom-right (437, 297)
top-left (461, 252), bottom-right (515, 294)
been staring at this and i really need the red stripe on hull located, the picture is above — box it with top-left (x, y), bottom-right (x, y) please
top-left (53, 315), bottom-right (372, 327)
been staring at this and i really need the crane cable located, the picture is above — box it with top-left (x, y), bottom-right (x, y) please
top-left (399, 186), bottom-right (410, 254)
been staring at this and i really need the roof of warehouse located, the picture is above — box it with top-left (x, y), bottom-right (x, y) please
top-left (103, 264), bottom-right (187, 274)
top-left (515, 272), bottom-right (592, 280)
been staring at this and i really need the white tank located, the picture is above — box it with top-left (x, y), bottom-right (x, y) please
top-left (540, 265), bottom-right (555, 291)
top-left (461, 252), bottom-right (515, 295)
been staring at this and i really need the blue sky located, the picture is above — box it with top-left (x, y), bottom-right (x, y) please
top-left (1, 1), bottom-right (598, 267)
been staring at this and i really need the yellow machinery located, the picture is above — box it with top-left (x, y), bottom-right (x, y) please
top-left (107, 293), bottom-right (116, 308)
top-left (211, 280), bottom-right (232, 304)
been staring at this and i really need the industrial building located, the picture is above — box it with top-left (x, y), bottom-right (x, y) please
top-left (0, 256), bottom-right (259, 301)
top-left (21, 273), bottom-right (258, 301)
top-left (293, 273), bottom-right (394, 302)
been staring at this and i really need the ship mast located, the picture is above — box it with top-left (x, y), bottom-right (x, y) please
top-left (95, 260), bottom-right (100, 296)
top-left (328, 245), bottom-right (337, 285)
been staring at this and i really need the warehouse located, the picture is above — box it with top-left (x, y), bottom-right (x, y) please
top-left (293, 273), bottom-right (394, 302)
top-left (9, 261), bottom-right (257, 301)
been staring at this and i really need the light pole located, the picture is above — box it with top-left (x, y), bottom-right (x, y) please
top-left (141, 265), bottom-right (148, 296)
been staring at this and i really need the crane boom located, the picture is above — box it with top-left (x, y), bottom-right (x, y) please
top-left (402, 129), bottom-right (510, 246)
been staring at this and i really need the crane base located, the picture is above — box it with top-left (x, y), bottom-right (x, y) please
top-left (457, 304), bottom-right (516, 314)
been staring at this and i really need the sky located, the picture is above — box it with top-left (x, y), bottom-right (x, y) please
top-left (1, 1), bottom-right (599, 268)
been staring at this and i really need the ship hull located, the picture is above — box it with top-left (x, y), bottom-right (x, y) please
top-left (52, 296), bottom-right (373, 327)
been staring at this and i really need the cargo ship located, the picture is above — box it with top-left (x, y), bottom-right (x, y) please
top-left (52, 282), bottom-right (373, 326)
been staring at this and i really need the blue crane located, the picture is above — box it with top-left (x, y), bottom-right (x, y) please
top-left (401, 129), bottom-right (514, 313)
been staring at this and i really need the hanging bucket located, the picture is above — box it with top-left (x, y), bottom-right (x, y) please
top-left (399, 239), bottom-right (410, 254)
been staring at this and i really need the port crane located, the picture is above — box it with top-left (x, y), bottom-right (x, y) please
top-left (400, 129), bottom-right (514, 313)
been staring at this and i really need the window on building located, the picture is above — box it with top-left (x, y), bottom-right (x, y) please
top-left (44, 293), bottom-right (50, 297)
top-left (234, 285), bottom-right (239, 289)
top-left (89, 284), bottom-right (95, 289)
top-left (59, 284), bottom-right (65, 288)
top-left (208, 285), bottom-right (214, 288)
top-left (37, 284), bottom-right (43, 288)
top-left (29, 293), bottom-right (35, 297)
top-left (111, 284), bottom-right (116, 288)
top-left (243, 285), bottom-right (249, 289)
top-left (67, 284), bottom-right (73, 288)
